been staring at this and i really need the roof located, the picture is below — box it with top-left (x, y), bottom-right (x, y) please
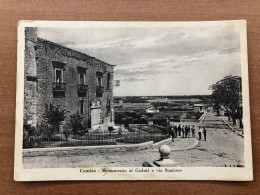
top-left (194, 104), bottom-right (205, 107)
top-left (37, 37), bottom-right (116, 67)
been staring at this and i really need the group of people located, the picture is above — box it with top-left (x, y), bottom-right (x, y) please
top-left (167, 124), bottom-right (207, 142)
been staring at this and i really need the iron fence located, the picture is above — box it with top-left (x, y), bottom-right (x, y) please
top-left (23, 128), bottom-right (168, 149)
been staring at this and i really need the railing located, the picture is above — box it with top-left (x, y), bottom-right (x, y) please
top-left (96, 86), bottom-right (104, 92)
top-left (23, 128), bottom-right (168, 149)
top-left (77, 84), bottom-right (88, 92)
top-left (52, 82), bottom-right (66, 91)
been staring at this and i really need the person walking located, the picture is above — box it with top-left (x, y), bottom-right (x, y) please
top-left (198, 127), bottom-right (202, 140)
top-left (191, 125), bottom-right (195, 138)
top-left (187, 126), bottom-right (191, 137)
top-left (167, 122), bottom-right (171, 138)
top-left (203, 127), bottom-right (207, 141)
top-left (178, 124), bottom-right (181, 136)
top-left (185, 125), bottom-right (188, 138)
top-left (171, 127), bottom-right (175, 142)
top-left (174, 126), bottom-right (178, 138)
top-left (182, 125), bottom-right (185, 138)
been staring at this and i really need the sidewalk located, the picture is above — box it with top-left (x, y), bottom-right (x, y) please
top-left (23, 138), bottom-right (198, 168)
top-left (221, 116), bottom-right (244, 137)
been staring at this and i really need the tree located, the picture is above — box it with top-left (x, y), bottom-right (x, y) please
top-left (210, 75), bottom-right (243, 128)
top-left (68, 112), bottom-right (88, 135)
top-left (42, 102), bottom-right (67, 140)
top-left (63, 125), bottom-right (72, 142)
top-left (23, 119), bottom-right (43, 148)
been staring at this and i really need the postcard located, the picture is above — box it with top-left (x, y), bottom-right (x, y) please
top-left (14, 20), bottom-right (253, 181)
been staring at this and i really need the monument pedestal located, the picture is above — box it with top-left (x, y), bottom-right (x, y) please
top-left (153, 145), bottom-right (178, 167)
top-left (153, 158), bottom-right (177, 167)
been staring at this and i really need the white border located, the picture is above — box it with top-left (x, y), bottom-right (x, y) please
top-left (14, 20), bottom-right (253, 181)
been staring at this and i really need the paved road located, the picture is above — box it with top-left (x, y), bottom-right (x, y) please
top-left (197, 111), bottom-right (244, 162)
top-left (23, 111), bottom-right (244, 168)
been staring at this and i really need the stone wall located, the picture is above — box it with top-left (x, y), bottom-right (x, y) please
top-left (24, 28), bottom-right (115, 129)
top-left (24, 27), bottom-right (38, 127)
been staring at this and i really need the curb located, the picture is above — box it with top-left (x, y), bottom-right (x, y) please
top-left (172, 138), bottom-right (199, 151)
top-left (221, 117), bottom-right (244, 138)
top-left (152, 138), bottom-right (172, 147)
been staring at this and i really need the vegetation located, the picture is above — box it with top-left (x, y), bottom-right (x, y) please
top-left (115, 111), bottom-right (147, 126)
top-left (121, 96), bottom-right (149, 103)
top-left (42, 102), bottom-right (67, 140)
top-left (68, 112), bottom-right (88, 135)
top-left (186, 112), bottom-right (203, 119)
top-left (23, 119), bottom-right (43, 148)
top-left (210, 75), bottom-right (243, 128)
top-left (63, 125), bottom-right (72, 142)
top-left (58, 140), bottom-right (116, 147)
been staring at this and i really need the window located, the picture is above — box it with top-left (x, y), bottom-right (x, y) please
top-left (107, 72), bottom-right (111, 89)
top-left (79, 100), bottom-right (84, 115)
top-left (55, 68), bottom-right (63, 84)
top-left (97, 76), bottom-right (102, 87)
top-left (79, 74), bottom-right (85, 85)
top-left (78, 73), bottom-right (85, 84)
top-left (96, 72), bottom-right (104, 97)
top-left (52, 62), bottom-right (66, 97)
top-left (106, 98), bottom-right (111, 114)
top-left (96, 92), bottom-right (103, 97)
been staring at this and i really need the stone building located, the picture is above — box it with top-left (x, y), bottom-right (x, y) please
top-left (193, 104), bottom-right (206, 113)
top-left (24, 27), bottom-right (115, 131)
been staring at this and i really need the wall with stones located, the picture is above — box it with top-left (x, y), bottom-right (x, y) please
top-left (35, 38), bottom-right (115, 129)
top-left (24, 27), bottom-right (38, 127)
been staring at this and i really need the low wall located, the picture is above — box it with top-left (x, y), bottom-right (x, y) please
top-left (128, 124), bottom-right (148, 128)
top-left (152, 138), bottom-right (172, 147)
top-left (23, 141), bottom-right (154, 157)
top-left (199, 111), bottom-right (207, 123)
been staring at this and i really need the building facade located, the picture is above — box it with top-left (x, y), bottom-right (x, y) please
top-left (24, 27), bottom-right (115, 131)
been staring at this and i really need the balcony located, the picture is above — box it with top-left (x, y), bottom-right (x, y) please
top-left (96, 86), bottom-right (104, 93)
top-left (77, 84), bottom-right (88, 92)
top-left (52, 82), bottom-right (66, 92)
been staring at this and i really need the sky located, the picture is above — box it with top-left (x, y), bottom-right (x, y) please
top-left (38, 23), bottom-right (241, 96)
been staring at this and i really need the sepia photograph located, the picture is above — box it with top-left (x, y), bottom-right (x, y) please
top-left (14, 20), bottom-right (253, 181)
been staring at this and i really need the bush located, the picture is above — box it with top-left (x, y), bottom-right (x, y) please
top-left (42, 102), bottom-right (67, 139)
top-left (23, 119), bottom-right (43, 148)
top-left (63, 125), bottom-right (72, 142)
top-left (68, 113), bottom-right (88, 135)
top-left (58, 140), bottom-right (116, 147)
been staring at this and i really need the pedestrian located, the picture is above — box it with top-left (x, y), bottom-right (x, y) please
top-left (182, 125), bottom-right (185, 138)
top-left (191, 125), bottom-right (195, 138)
top-left (167, 122), bottom-right (171, 138)
top-left (185, 125), bottom-right (188, 138)
top-left (203, 127), bottom-right (207, 141)
top-left (198, 127), bottom-right (202, 140)
top-left (171, 127), bottom-right (175, 142)
top-left (174, 126), bottom-right (178, 138)
top-left (178, 124), bottom-right (181, 136)
top-left (187, 126), bottom-right (191, 137)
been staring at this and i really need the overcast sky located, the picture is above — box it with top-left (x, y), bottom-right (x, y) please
top-left (38, 24), bottom-right (241, 96)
